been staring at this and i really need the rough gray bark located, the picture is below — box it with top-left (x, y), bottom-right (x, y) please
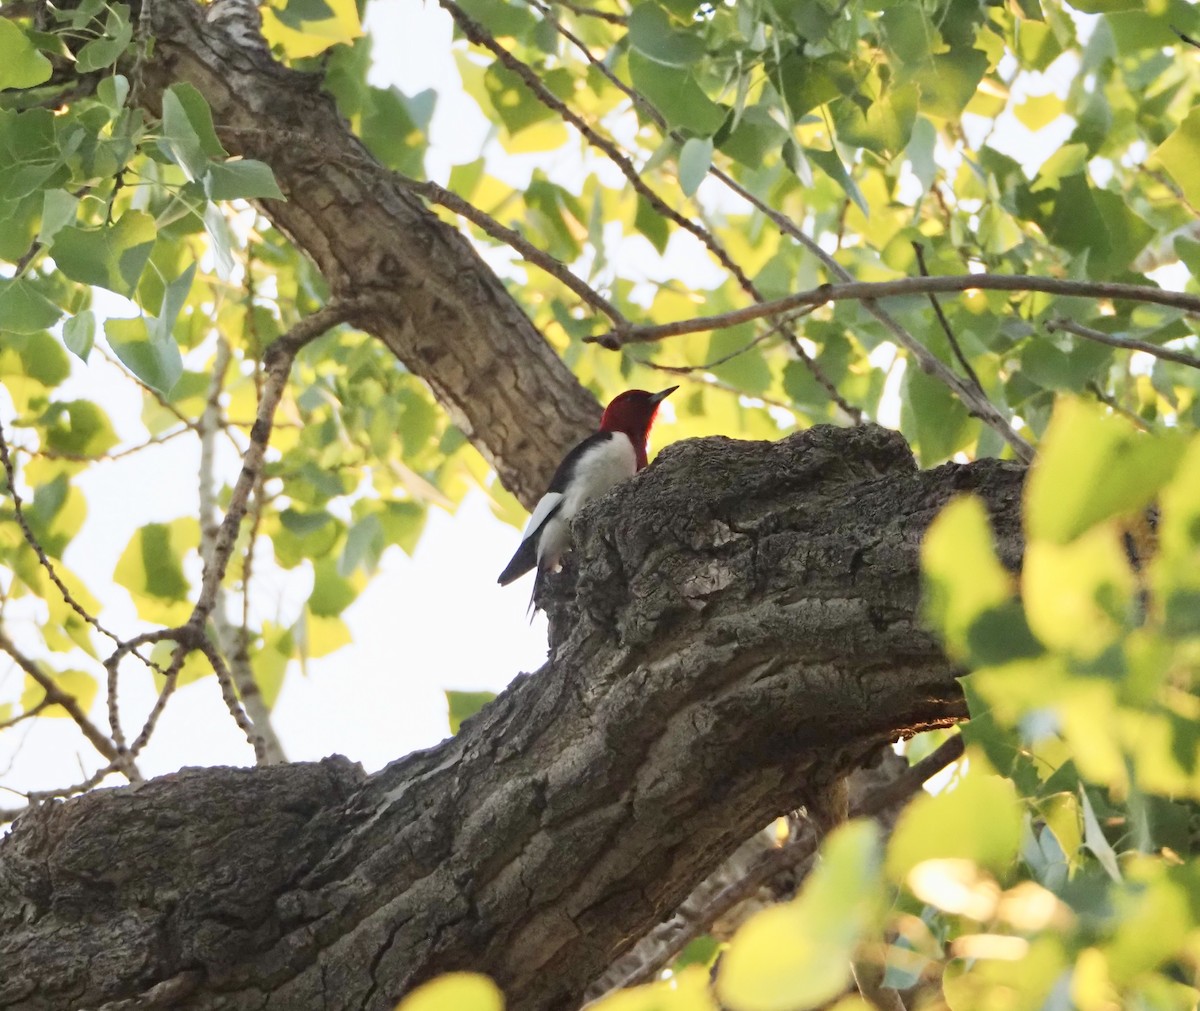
top-left (138, 0), bottom-right (599, 509)
top-left (0, 425), bottom-right (1024, 1011)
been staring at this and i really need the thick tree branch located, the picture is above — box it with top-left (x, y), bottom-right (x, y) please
top-left (139, 0), bottom-right (600, 510)
top-left (0, 425), bottom-right (1024, 1011)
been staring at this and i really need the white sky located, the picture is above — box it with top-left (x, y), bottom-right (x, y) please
top-left (0, 0), bottom-right (1155, 804)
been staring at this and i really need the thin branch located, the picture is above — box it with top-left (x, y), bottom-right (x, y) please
top-left (912, 242), bottom-right (987, 397)
top-left (192, 298), bottom-right (362, 624)
top-left (594, 274), bottom-right (1200, 345)
top-left (1046, 316), bottom-right (1200, 369)
top-left (1086, 382), bottom-right (1152, 432)
top-left (401, 174), bottom-right (627, 327)
top-left (637, 324), bottom-right (789, 376)
top-left (193, 634), bottom-right (269, 763)
top-left (198, 335), bottom-right (286, 764)
top-left (0, 629), bottom-right (119, 764)
top-left (0, 417), bottom-right (158, 679)
top-left (852, 734), bottom-right (965, 819)
top-left (544, 0), bottom-right (626, 24)
top-left (21, 424), bottom-right (192, 463)
top-left (101, 300), bottom-right (360, 767)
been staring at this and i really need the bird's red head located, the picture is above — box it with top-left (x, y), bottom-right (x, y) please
top-left (599, 386), bottom-right (677, 467)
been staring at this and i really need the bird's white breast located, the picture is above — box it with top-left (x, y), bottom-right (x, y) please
top-left (534, 432), bottom-right (636, 568)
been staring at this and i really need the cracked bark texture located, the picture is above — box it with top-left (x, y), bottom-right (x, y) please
top-left (138, 0), bottom-right (599, 509)
top-left (0, 425), bottom-right (1025, 1011)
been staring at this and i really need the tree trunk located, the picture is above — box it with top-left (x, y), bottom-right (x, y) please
top-left (140, 0), bottom-right (600, 510)
top-left (0, 425), bottom-right (1024, 1011)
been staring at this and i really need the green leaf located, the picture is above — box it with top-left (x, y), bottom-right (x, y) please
top-left (104, 316), bottom-right (183, 395)
top-left (627, 4), bottom-right (706, 66)
top-left (806, 147), bottom-right (866, 214)
top-left (900, 364), bottom-right (971, 466)
top-left (1152, 106), bottom-right (1200, 209)
top-left (677, 136), bottom-right (712, 197)
top-left (160, 83), bottom-right (227, 180)
top-left (39, 399), bottom-right (117, 456)
top-left (634, 193), bottom-right (669, 253)
top-left (275, 0), bottom-right (336, 30)
top-left (921, 496), bottom-right (1013, 659)
top-left (150, 262), bottom-right (196, 346)
top-left (37, 188), bottom-right (79, 246)
top-left (887, 769), bottom-right (1021, 880)
top-left (0, 331), bottom-right (70, 387)
top-left (0, 278), bottom-right (62, 334)
top-left (52, 211), bottom-right (157, 297)
top-left (482, 62), bottom-right (556, 135)
top-left (308, 557), bottom-right (359, 617)
top-left (718, 821), bottom-right (882, 1010)
top-left (445, 689), bottom-right (496, 734)
top-left (0, 19), bottom-right (53, 91)
top-left (251, 622), bottom-right (294, 709)
top-left (205, 159), bottom-right (285, 201)
top-left (1080, 787), bottom-right (1122, 881)
top-left (74, 5), bottom-right (133, 72)
top-left (1026, 397), bottom-right (1188, 544)
top-left (20, 668), bottom-right (97, 717)
top-left (628, 51), bottom-right (726, 135)
top-left (96, 74), bottom-right (130, 111)
top-left (149, 639), bottom-right (213, 691)
top-left (63, 310), bottom-right (95, 361)
top-left (114, 518), bottom-right (199, 623)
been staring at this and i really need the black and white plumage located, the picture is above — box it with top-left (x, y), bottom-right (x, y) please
top-left (497, 387), bottom-right (677, 606)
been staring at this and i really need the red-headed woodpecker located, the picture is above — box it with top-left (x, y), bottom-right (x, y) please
top-left (498, 386), bottom-right (678, 604)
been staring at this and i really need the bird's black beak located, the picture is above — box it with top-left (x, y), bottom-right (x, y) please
top-left (651, 386), bottom-right (679, 404)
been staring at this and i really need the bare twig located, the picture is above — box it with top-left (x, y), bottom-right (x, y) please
top-left (635, 309), bottom-right (813, 376)
top-left (1046, 316), bottom-right (1200, 369)
top-left (0, 417), bottom-right (161, 691)
top-left (912, 242), bottom-right (987, 397)
top-left (1085, 382), bottom-right (1152, 432)
top-left (402, 174), bottom-right (627, 327)
top-left (193, 298), bottom-right (362, 622)
top-left (0, 629), bottom-right (119, 764)
top-left (198, 335), bottom-right (286, 764)
top-left (544, 0), bottom-right (626, 24)
top-left (21, 425), bottom-right (192, 463)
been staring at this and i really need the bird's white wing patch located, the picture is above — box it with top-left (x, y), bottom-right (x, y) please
top-left (521, 491), bottom-right (564, 542)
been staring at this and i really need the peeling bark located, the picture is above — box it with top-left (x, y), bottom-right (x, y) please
top-left (138, 0), bottom-right (599, 509)
top-left (0, 426), bottom-right (1025, 1011)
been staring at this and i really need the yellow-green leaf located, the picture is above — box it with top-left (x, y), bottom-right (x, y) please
top-left (394, 973), bottom-right (504, 1011)
top-left (1151, 106), bottom-right (1200, 209)
top-left (922, 496), bottom-right (1013, 658)
top-left (1022, 526), bottom-right (1134, 658)
top-left (718, 821), bottom-right (881, 1011)
top-left (20, 668), bottom-right (97, 717)
top-left (887, 769), bottom-right (1021, 880)
top-left (1026, 397), bottom-right (1187, 545)
top-left (0, 19), bottom-right (52, 91)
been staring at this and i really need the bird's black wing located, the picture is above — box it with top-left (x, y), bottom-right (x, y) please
top-left (495, 432), bottom-right (613, 586)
